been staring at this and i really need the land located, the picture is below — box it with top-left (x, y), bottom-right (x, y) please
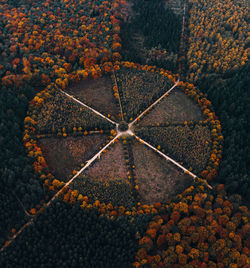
top-left (66, 76), bottom-right (120, 121)
top-left (132, 140), bottom-right (193, 204)
top-left (38, 134), bottom-right (110, 182)
top-left (137, 87), bottom-right (204, 126)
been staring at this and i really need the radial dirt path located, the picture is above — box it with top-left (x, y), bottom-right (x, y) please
top-left (60, 90), bottom-right (118, 126)
top-left (133, 133), bottom-right (212, 190)
top-left (134, 135), bottom-right (197, 179)
top-left (0, 133), bottom-right (121, 252)
top-left (129, 78), bottom-right (180, 126)
top-left (45, 134), bottom-right (121, 207)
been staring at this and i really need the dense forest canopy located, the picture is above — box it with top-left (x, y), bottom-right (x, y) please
top-left (197, 64), bottom-right (250, 200)
top-left (120, 0), bottom-right (181, 72)
top-left (0, 200), bottom-right (151, 268)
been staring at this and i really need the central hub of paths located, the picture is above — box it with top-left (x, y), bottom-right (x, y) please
top-left (116, 121), bottom-right (134, 137)
top-left (118, 121), bottom-right (129, 132)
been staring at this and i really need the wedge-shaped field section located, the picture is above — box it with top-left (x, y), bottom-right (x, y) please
top-left (36, 91), bottom-right (114, 134)
top-left (65, 76), bottom-right (120, 121)
top-left (135, 124), bottom-right (212, 174)
top-left (38, 134), bottom-right (110, 182)
top-left (137, 87), bottom-right (204, 126)
top-left (116, 67), bottom-right (174, 121)
top-left (70, 141), bottom-right (136, 208)
top-left (132, 140), bottom-right (193, 204)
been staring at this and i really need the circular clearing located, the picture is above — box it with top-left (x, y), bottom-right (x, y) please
top-left (25, 62), bottom-right (222, 215)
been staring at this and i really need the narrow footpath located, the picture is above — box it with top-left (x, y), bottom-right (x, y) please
top-left (61, 90), bottom-right (118, 126)
top-left (129, 78), bottom-right (180, 127)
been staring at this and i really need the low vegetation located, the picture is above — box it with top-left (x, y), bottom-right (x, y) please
top-left (36, 91), bottom-right (114, 134)
top-left (132, 140), bottom-right (193, 204)
top-left (66, 76), bottom-right (121, 121)
top-left (71, 177), bottom-right (136, 209)
top-left (116, 67), bottom-right (173, 121)
top-left (38, 134), bottom-right (109, 181)
top-left (136, 124), bottom-right (212, 174)
top-left (137, 88), bottom-right (204, 126)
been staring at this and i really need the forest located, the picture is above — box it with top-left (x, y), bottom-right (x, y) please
top-left (0, 200), bottom-right (151, 268)
top-left (0, 0), bottom-right (249, 267)
top-left (120, 0), bottom-right (181, 72)
top-left (197, 64), bottom-right (249, 200)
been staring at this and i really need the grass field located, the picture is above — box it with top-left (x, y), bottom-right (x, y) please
top-left (38, 134), bottom-right (110, 182)
top-left (137, 88), bottom-right (204, 126)
top-left (66, 76), bottom-right (120, 121)
top-left (132, 140), bottom-right (193, 204)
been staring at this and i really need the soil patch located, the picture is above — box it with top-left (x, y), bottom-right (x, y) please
top-left (38, 134), bottom-right (109, 181)
top-left (132, 141), bottom-right (193, 204)
top-left (66, 76), bottom-right (120, 121)
top-left (85, 141), bottom-right (128, 182)
top-left (70, 141), bottom-right (135, 207)
top-left (137, 88), bottom-right (204, 126)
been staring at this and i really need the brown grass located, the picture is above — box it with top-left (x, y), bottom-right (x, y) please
top-left (137, 88), bottom-right (204, 126)
top-left (70, 141), bottom-right (136, 207)
top-left (38, 134), bottom-right (110, 181)
top-left (132, 141), bottom-right (193, 204)
top-left (66, 76), bottom-right (120, 121)
top-left (85, 141), bottom-right (128, 183)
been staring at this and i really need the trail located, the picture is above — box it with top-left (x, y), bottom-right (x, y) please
top-left (0, 220), bottom-right (34, 252)
top-left (134, 135), bottom-right (213, 189)
top-left (0, 134), bottom-right (121, 252)
top-left (45, 133), bottom-right (121, 207)
top-left (134, 135), bottom-right (197, 178)
top-left (60, 90), bottom-right (118, 126)
top-left (112, 71), bottom-right (124, 121)
top-left (129, 78), bottom-right (180, 127)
